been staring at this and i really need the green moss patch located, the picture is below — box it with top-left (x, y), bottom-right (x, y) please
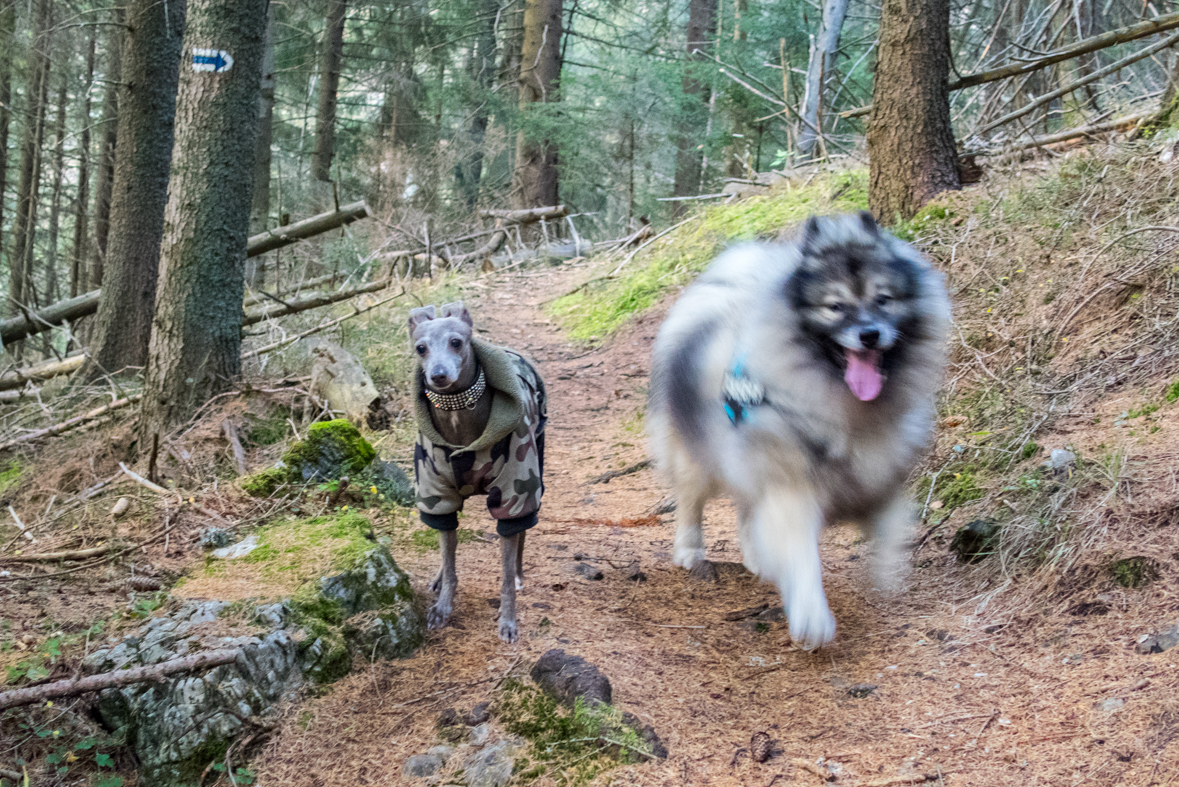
top-left (240, 419), bottom-right (377, 498)
top-left (409, 528), bottom-right (481, 552)
top-left (0, 460), bottom-right (24, 500)
top-left (1110, 556), bottom-right (1159, 589)
top-left (496, 680), bottom-right (655, 785)
top-left (550, 170), bottom-right (868, 341)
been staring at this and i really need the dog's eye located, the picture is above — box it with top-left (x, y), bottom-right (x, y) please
top-left (825, 302), bottom-right (845, 313)
top-left (415, 344), bottom-right (427, 356)
top-left (875, 294), bottom-right (893, 307)
top-left (449, 338), bottom-right (463, 350)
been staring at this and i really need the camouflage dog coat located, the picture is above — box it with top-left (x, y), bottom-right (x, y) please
top-left (413, 339), bottom-right (546, 537)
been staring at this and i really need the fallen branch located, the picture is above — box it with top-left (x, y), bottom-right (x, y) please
top-left (2, 203), bottom-right (372, 346)
top-left (242, 272), bottom-right (345, 308)
top-left (243, 277), bottom-right (392, 325)
top-left (245, 200), bottom-right (371, 257)
top-left (242, 290), bottom-right (405, 360)
top-left (0, 394), bottom-right (142, 452)
top-left (0, 649), bottom-right (242, 711)
top-left (842, 10), bottom-right (1179, 119)
top-left (119, 462), bottom-right (169, 495)
top-left (478, 205), bottom-right (569, 224)
top-left (438, 229), bottom-right (507, 266)
top-left (0, 354), bottom-right (85, 392)
top-left (975, 30), bottom-right (1179, 137)
top-left (967, 110), bottom-right (1156, 156)
top-left (587, 459), bottom-right (652, 485)
top-left (0, 387), bottom-right (41, 403)
top-left (791, 758), bottom-right (834, 781)
top-left (7, 507), bottom-right (35, 543)
top-left (222, 419), bottom-right (247, 476)
top-left (0, 544), bottom-right (110, 563)
top-left (610, 215), bottom-right (701, 277)
top-left (859, 775), bottom-right (936, 787)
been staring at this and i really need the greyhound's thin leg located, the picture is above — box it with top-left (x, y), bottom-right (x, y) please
top-left (515, 530), bottom-right (526, 590)
top-left (427, 530), bottom-right (458, 629)
top-left (430, 568), bottom-right (443, 594)
top-left (498, 533), bottom-right (521, 643)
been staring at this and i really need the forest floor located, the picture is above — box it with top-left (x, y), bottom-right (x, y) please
top-left (4, 145), bottom-right (1179, 787)
top-left (249, 258), bottom-right (1179, 787)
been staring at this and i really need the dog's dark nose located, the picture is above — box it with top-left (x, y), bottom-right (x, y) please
top-left (860, 328), bottom-right (880, 349)
top-left (430, 372), bottom-right (451, 387)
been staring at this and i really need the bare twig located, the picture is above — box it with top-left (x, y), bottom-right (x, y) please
top-left (0, 649), bottom-right (241, 711)
top-left (222, 418), bottom-right (248, 476)
top-left (0, 394), bottom-right (143, 451)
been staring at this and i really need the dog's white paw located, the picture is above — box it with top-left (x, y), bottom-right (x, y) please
top-left (427, 601), bottom-right (452, 630)
top-left (786, 596), bottom-right (836, 651)
top-left (515, 576), bottom-right (524, 591)
top-left (672, 546), bottom-right (705, 569)
top-left (498, 617), bottom-right (519, 644)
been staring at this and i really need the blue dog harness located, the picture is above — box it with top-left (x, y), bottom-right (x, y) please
top-left (722, 353), bottom-right (765, 425)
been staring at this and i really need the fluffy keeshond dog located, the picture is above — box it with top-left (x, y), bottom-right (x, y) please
top-left (648, 211), bottom-right (950, 649)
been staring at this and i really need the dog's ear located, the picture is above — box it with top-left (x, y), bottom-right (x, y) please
top-left (440, 300), bottom-right (473, 328)
top-left (408, 305), bottom-right (436, 331)
top-left (857, 210), bottom-right (881, 238)
top-left (799, 215), bottom-right (822, 257)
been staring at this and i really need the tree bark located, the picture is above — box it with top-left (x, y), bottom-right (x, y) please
top-left (83, 0), bottom-right (187, 381)
top-left (797, 0), bottom-right (851, 159)
top-left (0, 1), bottom-right (15, 273)
top-left (513, 0), bottom-right (563, 213)
top-left (867, 0), bottom-right (960, 223)
top-left (8, 0), bottom-right (52, 322)
top-left (71, 31), bottom-right (98, 299)
top-left (139, 0), bottom-right (268, 443)
top-left (672, 0), bottom-right (719, 208)
top-left (250, 7), bottom-right (276, 236)
top-left (311, 0), bottom-right (347, 205)
top-left (44, 73), bottom-right (70, 311)
top-left (88, 8), bottom-right (126, 291)
top-left (457, 0), bottom-right (499, 210)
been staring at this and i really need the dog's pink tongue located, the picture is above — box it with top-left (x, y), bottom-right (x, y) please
top-left (844, 349), bottom-right (884, 401)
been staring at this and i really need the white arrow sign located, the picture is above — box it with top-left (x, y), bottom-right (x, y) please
top-left (192, 48), bottom-right (234, 73)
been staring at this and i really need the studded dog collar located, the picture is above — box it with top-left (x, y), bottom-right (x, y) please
top-left (425, 367), bottom-right (487, 410)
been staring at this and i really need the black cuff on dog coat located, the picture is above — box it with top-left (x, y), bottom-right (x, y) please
top-left (496, 512), bottom-right (537, 538)
top-left (420, 511), bottom-right (459, 531)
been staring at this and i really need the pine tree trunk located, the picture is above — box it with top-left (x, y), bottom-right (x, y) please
top-left (8, 0), bottom-right (52, 322)
top-left (71, 31), bottom-right (97, 299)
top-left (0, 2), bottom-right (15, 271)
top-left (457, 0), bottom-right (498, 210)
top-left (867, 0), bottom-right (960, 223)
top-left (513, 0), bottom-right (563, 211)
top-left (71, 31), bottom-right (97, 301)
top-left (84, 0), bottom-right (187, 379)
top-left (88, 9), bottom-right (125, 291)
top-left (310, 0), bottom-right (347, 205)
top-left (139, 0), bottom-right (267, 443)
top-left (250, 8), bottom-right (275, 236)
top-left (44, 74), bottom-right (69, 310)
top-left (671, 0), bottom-right (718, 209)
top-left (797, 0), bottom-right (851, 160)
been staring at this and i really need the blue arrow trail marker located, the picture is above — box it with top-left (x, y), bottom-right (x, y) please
top-left (192, 47), bottom-right (234, 74)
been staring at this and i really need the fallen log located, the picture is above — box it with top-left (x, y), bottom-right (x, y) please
top-left (478, 205), bottom-right (569, 224)
top-left (0, 291), bottom-right (100, 348)
top-left (246, 200), bottom-right (371, 257)
top-left (966, 110), bottom-right (1156, 157)
top-left (0, 649), bottom-right (241, 711)
top-left (0, 353), bottom-right (85, 392)
top-left (309, 340), bottom-right (381, 427)
top-left (242, 290), bottom-right (404, 360)
top-left (438, 229), bottom-right (507, 267)
top-left (0, 387), bottom-right (41, 403)
top-left (2, 202), bottom-right (373, 346)
top-left (242, 277), bottom-right (391, 325)
top-left (242, 271), bottom-right (345, 308)
top-left (0, 544), bottom-right (111, 563)
top-left (0, 394), bottom-right (142, 452)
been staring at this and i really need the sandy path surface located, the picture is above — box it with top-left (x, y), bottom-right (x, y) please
top-left (255, 264), bottom-right (1176, 787)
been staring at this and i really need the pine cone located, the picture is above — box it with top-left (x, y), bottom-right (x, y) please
top-left (750, 731), bottom-right (772, 763)
top-left (128, 576), bottom-right (163, 592)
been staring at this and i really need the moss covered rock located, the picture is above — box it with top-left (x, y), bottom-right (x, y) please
top-left (282, 419), bottom-right (376, 482)
top-left (90, 513), bottom-right (422, 786)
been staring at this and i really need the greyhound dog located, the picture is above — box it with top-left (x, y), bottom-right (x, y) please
top-left (408, 301), bottom-right (547, 643)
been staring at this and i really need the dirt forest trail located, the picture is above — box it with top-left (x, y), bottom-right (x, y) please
top-left (257, 262), bottom-right (1177, 787)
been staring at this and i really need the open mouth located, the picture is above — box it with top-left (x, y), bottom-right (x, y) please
top-left (843, 348), bottom-right (884, 401)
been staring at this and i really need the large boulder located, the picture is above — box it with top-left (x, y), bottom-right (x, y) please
top-left (85, 513), bottom-right (423, 786)
top-left (240, 419), bottom-right (376, 497)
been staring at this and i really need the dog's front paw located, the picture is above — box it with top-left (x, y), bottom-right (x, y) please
top-left (515, 575), bottom-right (524, 591)
top-left (427, 601), bottom-right (452, 630)
top-left (672, 546), bottom-right (705, 569)
top-left (498, 617), bottom-right (519, 644)
top-left (430, 572), bottom-right (443, 595)
top-left (786, 596), bottom-right (836, 651)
